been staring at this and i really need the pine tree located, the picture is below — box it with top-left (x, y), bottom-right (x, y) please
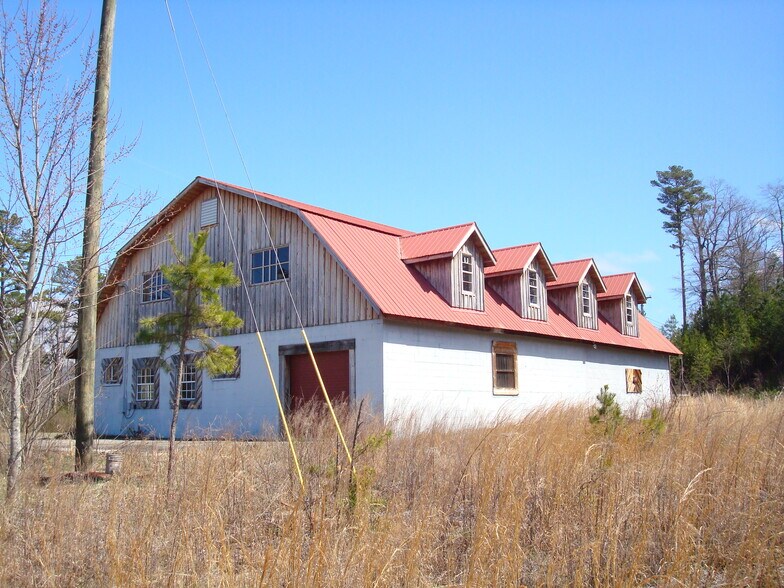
top-left (651, 165), bottom-right (709, 330)
top-left (137, 231), bottom-right (242, 489)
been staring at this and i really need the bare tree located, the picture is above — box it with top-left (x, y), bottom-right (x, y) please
top-left (0, 1), bottom-right (97, 499)
top-left (764, 181), bottom-right (784, 281)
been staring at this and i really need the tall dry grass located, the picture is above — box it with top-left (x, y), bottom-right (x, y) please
top-left (1, 395), bottom-right (783, 587)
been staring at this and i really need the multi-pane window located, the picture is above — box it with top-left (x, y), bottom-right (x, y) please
top-left (581, 283), bottom-right (591, 315)
top-left (251, 246), bottom-right (289, 284)
top-left (528, 270), bottom-right (539, 306)
top-left (492, 341), bottom-right (518, 395)
top-left (180, 361), bottom-right (198, 401)
top-left (102, 357), bottom-right (123, 385)
top-left (136, 366), bottom-right (156, 402)
top-left (142, 270), bottom-right (171, 303)
top-left (625, 295), bottom-right (634, 324)
top-left (212, 346), bottom-right (241, 380)
top-left (461, 254), bottom-right (473, 293)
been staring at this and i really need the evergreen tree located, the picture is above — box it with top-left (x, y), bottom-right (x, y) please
top-left (651, 165), bottom-right (709, 329)
top-left (137, 231), bottom-right (242, 489)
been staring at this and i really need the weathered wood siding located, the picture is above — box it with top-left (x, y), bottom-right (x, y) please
top-left (451, 240), bottom-right (485, 310)
top-left (414, 258), bottom-right (452, 305)
top-left (97, 187), bottom-right (378, 349)
top-left (414, 239), bottom-right (485, 311)
top-left (599, 298), bottom-right (623, 333)
top-left (577, 279), bottom-right (598, 330)
top-left (548, 287), bottom-right (577, 324)
top-left (624, 292), bottom-right (639, 337)
top-left (486, 274), bottom-right (522, 315)
top-left (523, 260), bottom-right (548, 321)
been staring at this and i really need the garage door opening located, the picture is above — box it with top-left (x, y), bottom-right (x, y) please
top-left (279, 340), bottom-right (355, 430)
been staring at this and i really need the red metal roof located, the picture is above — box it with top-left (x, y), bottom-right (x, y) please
top-left (549, 259), bottom-right (607, 293)
top-left (302, 210), bottom-right (679, 355)
top-left (101, 177), bottom-right (679, 356)
top-left (598, 273), bottom-right (647, 302)
top-left (486, 243), bottom-right (557, 281)
top-left (400, 223), bottom-right (479, 262)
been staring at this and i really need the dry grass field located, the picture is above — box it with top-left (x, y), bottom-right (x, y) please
top-left (1, 395), bottom-right (783, 587)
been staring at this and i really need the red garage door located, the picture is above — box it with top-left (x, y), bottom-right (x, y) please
top-left (288, 350), bottom-right (350, 410)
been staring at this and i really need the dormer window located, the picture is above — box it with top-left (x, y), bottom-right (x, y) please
top-left (626, 295), bottom-right (634, 324)
top-left (581, 283), bottom-right (591, 316)
top-left (461, 254), bottom-right (474, 293)
top-left (528, 270), bottom-right (539, 306)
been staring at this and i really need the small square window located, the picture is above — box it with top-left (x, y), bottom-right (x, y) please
top-left (102, 357), bottom-right (123, 386)
top-left (492, 341), bottom-right (518, 395)
top-left (142, 270), bottom-right (171, 303)
top-left (251, 246), bottom-right (289, 284)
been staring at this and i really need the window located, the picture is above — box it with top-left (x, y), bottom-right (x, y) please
top-left (170, 354), bottom-right (202, 409)
top-left (180, 361), bottom-right (197, 402)
top-left (132, 357), bottom-right (159, 409)
top-left (626, 368), bottom-right (642, 394)
top-left (251, 246), bottom-right (289, 284)
top-left (212, 346), bottom-right (241, 380)
top-left (101, 357), bottom-right (123, 386)
top-left (200, 198), bottom-right (218, 227)
top-left (581, 282), bottom-right (591, 316)
top-left (461, 254), bottom-right (473, 293)
top-left (625, 295), bottom-right (634, 324)
top-left (492, 341), bottom-right (518, 395)
top-left (528, 269), bottom-right (539, 306)
top-left (142, 270), bottom-right (171, 303)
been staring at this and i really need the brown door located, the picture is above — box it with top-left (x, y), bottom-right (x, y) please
top-left (287, 350), bottom-right (350, 410)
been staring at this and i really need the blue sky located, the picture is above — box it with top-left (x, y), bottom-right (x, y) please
top-left (66, 1), bottom-right (783, 328)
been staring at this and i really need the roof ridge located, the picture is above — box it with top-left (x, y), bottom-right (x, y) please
top-left (202, 177), bottom-right (411, 237)
top-left (400, 222), bottom-right (475, 239)
top-left (492, 242), bottom-right (539, 253)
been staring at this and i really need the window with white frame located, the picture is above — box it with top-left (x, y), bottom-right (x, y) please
top-left (142, 270), bottom-right (171, 303)
top-left (581, 282), bottom-right (591, 315)
top-left (461, 254), bottom-right (473, 293)
top-left (492, 341), bottom-right (518, 395)
top-left (136, 366), bottom-right (156, 402)
top-left (251, 246), bottom-right (289, 284)
top-left (102, 357), bottom-right (123, 385)
top-left (180, 361), bottom-right (198, 401)
top-left (625, 295), bottom-right (634, 324)
top-left (528, 269), bottom-right (539, 306)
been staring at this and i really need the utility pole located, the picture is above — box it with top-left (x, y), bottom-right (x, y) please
top-left (75, 0), bottom-right (117, 471)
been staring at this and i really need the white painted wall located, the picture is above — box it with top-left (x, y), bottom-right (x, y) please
top-left (381, 321), bottom-right (671, 428)
top-left (94, 319), bottom-right (384, 438)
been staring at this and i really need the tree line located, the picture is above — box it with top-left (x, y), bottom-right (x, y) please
top-left (653, 165), bottom-right (784, 393)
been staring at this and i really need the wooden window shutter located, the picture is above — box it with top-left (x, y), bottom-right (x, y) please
top-left (200, 198), bottom-right (218, 228)
top-left (626, 368), bottom-right (642, 393)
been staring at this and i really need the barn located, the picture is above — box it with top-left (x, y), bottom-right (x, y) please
top-left (93, 177), bottom-right (680, 438)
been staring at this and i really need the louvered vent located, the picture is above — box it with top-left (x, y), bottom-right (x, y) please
top-left (200, 198), bottom-right (218, 228)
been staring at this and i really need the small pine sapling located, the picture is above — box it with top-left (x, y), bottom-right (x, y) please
top-left (137, 231), bottom-right (242, 489)
top-left (589, 385), bottom-right (624, 435)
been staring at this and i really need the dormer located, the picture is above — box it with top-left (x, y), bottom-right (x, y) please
top-left (400, 223), bottom-right (496, 311)
top-left (547, 258), bottom-right (607, 330)
top-left (485, 243), bottom-right (557, 321)
top-left (597, 273), bottom-right (647, 337)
